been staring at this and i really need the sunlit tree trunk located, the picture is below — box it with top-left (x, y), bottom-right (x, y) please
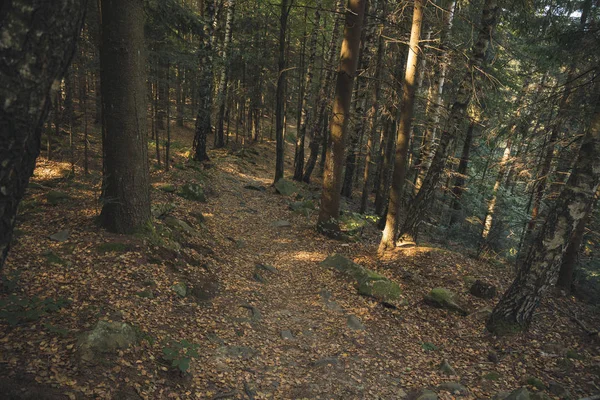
top-left (303, 0), bottom-right (345, 183)
top-left (487, 83), bottom-right (600, 334)
top-left (317, 0), bottom-right (367, 236)
top-left (378, 0), bottom-right (425, 251)
top-left (293, 2), bottom-right (321, 181)
top-left (274, 0), bottom-right (293, 183)
top-left (99, 0), bottom-right (151, 233)
top-left (399, 0), bottom-right (499, 243)
top-left (193, 0), bottom-right (216, 161)
top-left (481, 139), bottom-right (512, 240)
top-left (215, 0), bottom-right (235, 148)
top-left (0, 0), bottom-right (87, 270)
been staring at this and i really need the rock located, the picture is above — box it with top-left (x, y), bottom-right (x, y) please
top-left (272, 220), bottom-right (291, 228)
top-left (256, 263), bottom-right (278, 274)
top-left (504, 388), bottom-right (530, 400)
top-left (414, 389), bottom-right (438, 400)
top-left (253, 272), bottom-right (267, 283)
top-left (483, 371), bottom-right (501, 381)
top-left (151, 202), bottom-right (176, 218)
top-left (46, 190), bottom-right (70, 205)
top-left (190, 280), bottom-right (219, 302)
top-left (524, 376), bottom-right (546, 391)
top-left (136, 290), bottom-right (154, 299)
top-left (439, 359), bottom-right (456, 375)
top-left (216, 346), bottom-right (257, 359)
top-left (469, 306), bottom-right (493, 321)
top-left (548, 382), bottom-right (569, 398)
top-left (244, 183), bottom-right (266, 192)
top-left (164, 216), bottom-right (196, 236)
top-left (156, 183), bottom-right (176, 193)
top-left (78, 321), bottom-right (136, 362)
top-left (347, 315), bottom-right (365, 330)
top-left (424, 288), bottom-right (468, 315)
top-left (274, 178), bottom-right (296, 196)
top-left (280, 330), bottom-right (294, 340)
top-left (397, 388), bottom-right (408, 398)
top-left (470, 280), bottom-right (497, 299)
top-left (437, 382), bottom-right (469, 395)
top-left (289, 200), bottom-right (315, 214)
top-left (531, 393), bottom-right (552, 400)
top-left (178, 183), bottom-right (207, 202)
top-left (240, 304), bottom-right (261, 321)
top-left (493, 392), bottom-right (511, 400)
top-left (49, 229), bottom-right (70, 242)
top-left (320, 254), bottom-right (402, 304)
top-left (488, 351), bottom-right (499, 363)
top-left (235, 239), bottom-right (246, 248)
top-left (172, 282), bottom-right (187, 297)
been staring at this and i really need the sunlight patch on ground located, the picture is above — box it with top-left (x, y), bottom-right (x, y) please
top-left (290, 250), bottom-right (326, 262)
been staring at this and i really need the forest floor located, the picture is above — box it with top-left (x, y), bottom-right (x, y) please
top-left (1, 123), bottom-right (600, 400)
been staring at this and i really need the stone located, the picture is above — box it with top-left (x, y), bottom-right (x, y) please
top-left (280, 330), bottom-right (294, 340)
top-left (504, 388), bottom-right (530, 400)
top-left (488, 351), bottom-right (499, 363)
top-left (424, 288), bottom-right (468, 315)
top-left (164, 216), bottom-right (196, 236)
top-left (172, 282), bottom-right (187, 298)
top-left (77, 321), bottom-right (136, 362)
top-left (190, 280), bottom-right (219, 302)
top-left (216, 346), bottom-right (257, 359)
top-left (256, 263), bottom-right (278, 274)
top-left (274, 178), bottom-right (296, 196)
top-left (469, 306), bottom-right (493, 321)
top-left (320, 254), bottom-right (402, 304)
top-left (439, 359), bottom-right (456, 375)
top-left (272, 220), bottom-right (291, 228)
top-left (136, 290), bottom-right (154, 299)
top-left (289, 200), bottom-right (315, 213)
top-left (414, 389), bottom-right (438, 400)
top-left (437, 382), bottom-right (468, 395)
top-left (347, 315), bottom-right (365, 330)
top-left (470, 280), bottom-right (497, 299)
top-left (151, 202), bottom-right (176, 218)
top-left (178, 183), bottom-right (207, 202)
top-left (240, 304), bottom-right (261, 321)
top-left (312, 357), bottom-right (339, 368)
top-left (244, 183), bottom-right (266, 192)
top-left (157, 183), bottom-right (176, 193)
top-left (524, 376), bottom-right (546, 391)
top-left (483, 372), bottom-right (501, 381)
top-left (397, 388), bottom-right (408, 398)
top-left (531, 393), bottom-right (552, 400)
top-left (253, 272), bottom-right (267, 283)
top-left (49, 229), bottom-right (70, 242)
top-left (548, 382), bottom-right (569, 398)
top-left (46, 190), bottom-right (70, 205)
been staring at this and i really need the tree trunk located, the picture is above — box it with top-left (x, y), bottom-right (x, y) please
top-left (0, 0), bottom-right (87, 271)
top-left (481, 139), bottom-right (512, 240)
top-left (274, 0), bottom-right (293, 183)
top-left (176, 63), bottom-right (184, 127)
top-left (487, 82), bottom-right (600, 334)
top-left (99, 0), bottom-right (151, 233)
top-left (378, 0), bottom-right (425, 252)
top-left (215, 0), bottom-right (235, 148)
top-left (303, 0), bottom-right (345, 183)
top-left (317, 0), bottom-right (367, 236)
top-left (193, 0), bottom-right (216, 161)
top-left (293, 2), bottom-right (321, 182)
top-left (398, 0), bottom-right (499, 243)
top-left (449, 120), bottom-right (475, 225)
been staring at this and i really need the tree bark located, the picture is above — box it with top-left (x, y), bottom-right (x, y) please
top-left (99, 0), bottom-right (151, 233)
top-left (449, 120), bottom-right (475, 225)
top-left (378, 0), bottom-right (425, 252)
top-left (487, 82), bottom-right (600, 334)
top-left (317, 0), bottom-right (367, 235)
top-left (214, 0), bottom-right (235, 148)
top-left (0, 0), bottom-right (87, 271)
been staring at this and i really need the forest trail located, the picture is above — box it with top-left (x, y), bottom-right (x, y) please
top-left (1, 130), bottom-right (599, 399)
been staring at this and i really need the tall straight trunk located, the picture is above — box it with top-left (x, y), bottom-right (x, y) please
top-left (99, 0), bottom-right (151, 233)
top-left (215, 0), bottom-right (235, 148)
top-left (375, 118), bottom-right (394, 216)
top-left (556, 187), bottom-right (599, 292)
top-left (293, 2), bottom-right (322, 181)
top-left (342, 0), bottom-right (379, 198)
top-left (154, 78), bottom-right (161, 167)
top-left (166, 60), bottom-right (171, 171)
top-left (157, 57), bottom-right (168, 130)
top-left (317, 0), bottom-right (367, 235)
top-left (413, 0), bottom-right (455, 193)
top-left (0, 0), bottom-right (86, 270)
top-left (487, 82), bottom-right (600, 334)
top-left (176, 63), bottom-right (184, 127)
top-left (81, 70), bottom-right (89, 175)
top-left (481, 139), bottom-right (512, 240)
top-left (303, 0), bottom-right (345, 183)
top-left (449, 120), bottom-right (475, 225)
top-left (378, 0), bottom-right (425, 252)
top-left (360, 1), bottom-right (386, 213)
top-left (399, 0), bottom-right (499, 242)
top-left (193, 0), bottom-right (216, 161)
top-left (274, 0), bottom-right (293, 183)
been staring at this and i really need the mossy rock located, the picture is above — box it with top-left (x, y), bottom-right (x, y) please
top-left (151, 202), bottom-right (176, 219)
top-left (524, 376), bottom-right (546, 391)
top-left (289, 200), bottom-right (315, 214)
top-left (274, 178), bottom-right (296, 196)
top-left (424, 288), bottom-right (468, 315)
top-left (483, 371), bottom-right (501, 381)
top-left (77, 321), bottom-right (136, 363)
top-left (163, 216), bottom-right (197, 236)
top-left (156, 183), bottom-right (177, 193)
top-left (172, 282), bottom-right (187, 298)
top-left (321, 254), bottom-right (401, 303)
top-left (46, 190), bottom-right (70, 205)
top-left (178, 183), bottom-right (206, 202)
top-left (504, 388), bottom-right (530, 400)
top-left (136, 290), bottom-right (154, 299)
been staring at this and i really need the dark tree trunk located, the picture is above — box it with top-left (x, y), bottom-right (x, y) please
top-left (449, 121), bottom-right (475, 225)
top-left (99, 0), bottom-right (151, 233)
top-left (317, 0), bottom-right (367, 235)
top-left (215, 0), bottom-right (235, 149)
top-left (0, 0), bottom-right (87, 270)
top-left (176, 63), bottom-right (184, 127)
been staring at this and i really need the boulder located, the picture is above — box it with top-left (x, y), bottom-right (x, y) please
top-left (280, 330), bottom-right (294, 340)
top-left (504, 388), bottom-right (530, 400)
top-left (272, 220), bottom-right (292, 228)
top-left (414, 389), bottom-right (438, 400)
top-left (244, 183), bottom-right (266, 192)
top-left (172, 282), bottom-right (187, 298)
top-left (156, 183), bottom-right (176, 193)
top-left (437, 382), bottom-right (468, 396)
top-left (424, 288), bottom-right (468, 315)
top-left (469, 306), bottom-right (493, 321)
top-left (164, 216), bottom-right (197, 236)
top-left (470, 280), bottom-right (497, 299)
top-left (439, 359), bottom-right (456, 375)
top-left (548, 382), bottom-right (569, 398)
top-left (320, 254), bottom-right (401, 304)
top-left (78, 321), bottom-right (136, 362)
top-left (347, 315), bottom-right (365, 330)
top-left (289, 200), bottom-right (315, 212)
top-left (49, 229), bottom-right (70, 242)
top-left (178, 183), bottom-right (207, 202)
top-left (274, 179), bottom-right (296, 196)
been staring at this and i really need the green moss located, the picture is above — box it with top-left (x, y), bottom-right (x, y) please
top-left (178, 183), bottom-right (206, 202)
top-left (157, 184), bottom-right (177, 193)
top-left (483, 371), bottom-right (501, 381)
top-left (525, 376), bottom-right (546, 390)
